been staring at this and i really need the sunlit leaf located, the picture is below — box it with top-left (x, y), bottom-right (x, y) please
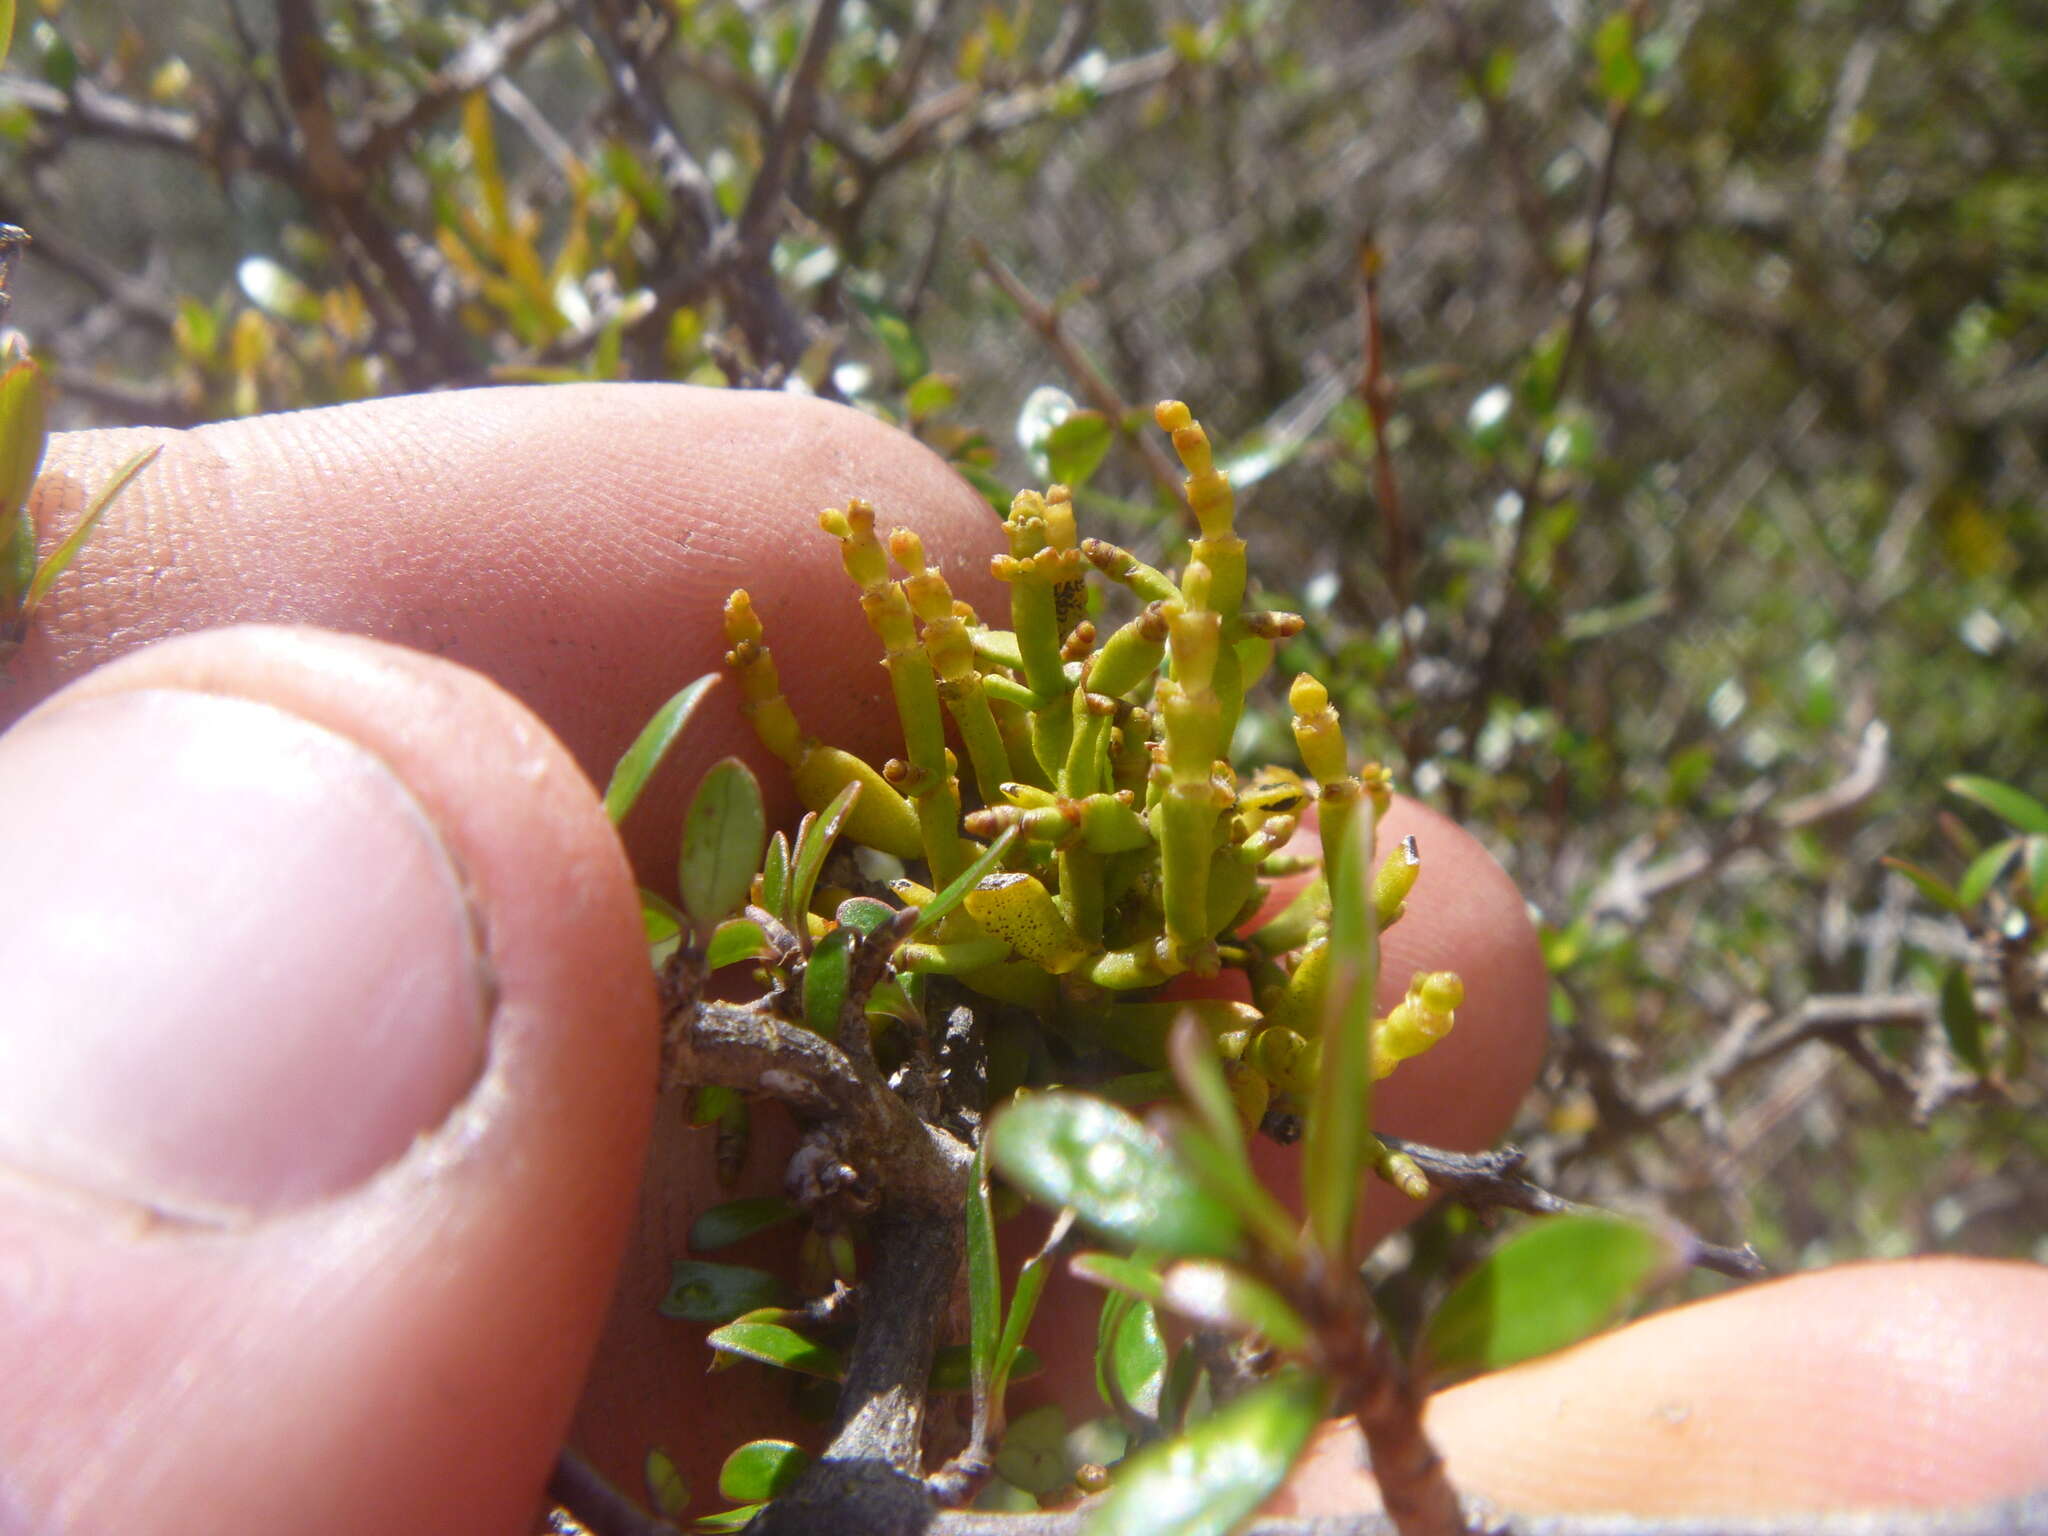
top-left (1068, 1251), bottom-right (1166, 1306)
top-left (603, 674), bottom-right (720, 825)
top-left (1948, 775), bottom-right (2048, 836)
top-left (692, 1502), bottom-right (764, 1531)
top-left (706, 916), bottom-right (772, 970)
top-left (0, 354), bottom-right (46, 521)
top-left (966, 1140), bottom-right (1001, 1415)
top-left (660, 1260), bottom-right (785, 1323)
top-left (688, 1195), bottom-right (797, 1252)
top-left (1881, 856), bottom-right (1966, 917)
top-left (906, 372), bottom-right (959, 420)
top-left (1045, 410), bottom-right (1113, 489)
top-left (834, 895), bottom-right (896, 935)
top-left (788, 778), bottom-right (861, 932)
top-left (679, 756), bottom-right (767, 932)
top-left (1159, 1261), bottom-right (1311, 1353)
top-left (1081, 1371), bottom-right (1329, 1536)
top-left (1592, 11), bottom-right (1643, 108)
top-left (1304, 801), bottom-right (1378, 1263)
top-left (910, 826), bottom-right (1018, 937)
top-left (1423, 1213), bottom-right (1679, 1382)
top-left (987, 1091), bottom-right (1244, 1259)
top-left (20, 444), bottom-right (159, 622)
top-left (853, 292), bottom-right (928, 381)
top-left (1096, 1290), bottom-right (1165, 1416)
top-left (761, 831), bottom-right (791, 929)
top-left (1957, 837), bottom-right (2022, 907)
top-left (1939, 963), bottom-right (1989, 1076)
top-left (800, 925), bottom-right (854, 1038)
top-left (717, 1439), bottom-right (809, 1503)
top-left (705, 1319), bottom-right (844, 1379)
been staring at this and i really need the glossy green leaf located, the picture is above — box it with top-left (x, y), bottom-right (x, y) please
top-left (19, 444), bottom-right (158, 622)
top-left (1096, 1289), bottom-right (1166, 1416)
top-left (801, 924), bottom-right (854, 1038)
top-left (988, 1091), bottom-right (1244, 1259)
top-left (1948, 775), bottom-right (2048, 836)
top-left (1881, 857), bottom-right (1965, 917)
top-left (1957, 837), bottom-right (2021, 908)
top-left (906, 371), bottom-right (959, 419)
top-left (761, 831), bottom-right (791, 928)
top-left (834, 895), bottom-right (897, 935)
top-left (692, 1502), bottom-right (765, 1532)
top-left (910, 826), bottom-right (1018, 937)
top-left (705, 1320), bottom-right (844, 1379)
top-left (688, 1195), bottom-right (797, 1252)
top-left (1045, 409), bottom-right (1113, 489)
top-left (1304, 801), bottom-right (1378, 1264)
top-left (1069, 1251), bottom-right (1167, 1306)
top-left (706, 916), bottom-right (773, 970)
top-left (789, 778), bottom-right (861, 933)
top-left (717, 1439), bottom-right (809, 1502)
top-left (1159, 1261), bottom-right (1311, 1353)
top-left (967, 1140), bottom-right (1001, 1415)
top-left (1939, 963), bottom-right (1990, 1076)
top-left (0, 355), bottom-right (45, 523)
top-left (1082, 1371), bottom-right (1329, 1536)
top-left (603, 674), bottom-right (720, 825)
top-left (1423, 1213), bottom-right (1678, 1382)
top-left (659, 1260), bottom-right (785, 1323)
top-left (679, 756), bottom-right (766, 933)
top-left (644, 1446), bottom-right (690, 1519)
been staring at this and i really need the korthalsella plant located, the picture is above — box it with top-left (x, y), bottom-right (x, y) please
top-left (615, 403), bottom-right (1477, 1532)
top-left (708, 402), bottom-right (1460, 1132)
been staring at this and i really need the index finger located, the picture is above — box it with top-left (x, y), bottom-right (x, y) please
top-left (13, 382), bottom-right (1005, 885)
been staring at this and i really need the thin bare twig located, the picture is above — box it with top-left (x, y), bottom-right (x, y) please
top-left (968, 241), bottom-right (1184, 501)
top-left (1356, 235), bottom-right (1414, 626)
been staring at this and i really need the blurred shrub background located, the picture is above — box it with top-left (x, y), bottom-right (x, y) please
top-left (3, 0), bottom-right (2041, 1291)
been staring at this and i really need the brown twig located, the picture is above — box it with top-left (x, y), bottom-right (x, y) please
top-left (1356, 234), bottom-right (1414, 626)
top-left (967, 241), bottom-right (1184, 502)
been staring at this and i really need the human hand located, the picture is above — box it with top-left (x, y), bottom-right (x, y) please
top-left (1, 385), bottom-right (2039, 1534)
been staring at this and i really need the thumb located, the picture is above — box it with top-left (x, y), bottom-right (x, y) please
top-left (0, 624), bottom-right (655, 1534)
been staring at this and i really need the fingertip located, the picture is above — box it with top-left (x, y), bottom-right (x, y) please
top-left (0, 624), bottom-right (657, 1533)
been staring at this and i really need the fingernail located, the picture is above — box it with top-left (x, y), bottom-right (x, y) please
top-left (0, 690), bottom-right (491, 1218)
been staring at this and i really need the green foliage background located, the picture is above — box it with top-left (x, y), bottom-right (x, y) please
top-left (2, 0), bottom-right (2041, 1285)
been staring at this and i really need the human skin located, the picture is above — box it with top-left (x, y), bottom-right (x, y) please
top-left (0, 384), bottom-right (2039, 1533)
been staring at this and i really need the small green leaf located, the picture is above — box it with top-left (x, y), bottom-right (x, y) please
top-left (966, 1140), bottom-right (1001, 1415)
top-left (1044, 410), bottom-right (1113, 489)
top-left (688, 1195), bottom-right (797, 1252)
top-left (706, 916), bottom-right (773, 970)
top-left (1423, 1213), bottom-right (1679, 1382)
top-left (1591, 10), bottom-right (1643, 107)
top-left (988, 1091), bottom-right (1244, 1259)
top-left (1096, 1290), bottom-right (1166, 1417)
top-left (1939, 963), bottom-right (1990, 1076)
top-left (717, 1439), bottom-right (809, 1503)
top-left (801, 924), bottom-right (854, 1037)
top-left (692, 1503), bottom-right (765, 1532)
top-left (679, 757), bottom-right (767, 933)
top-left (761, 831), bottom-right (791, 927)
top-left (690, 1082), bottom-right (739, 1127)
top-left (1068, 1251), bottom-right (1167, 1306)
top-left (641, 887), bottom-right (685, 946)
top-left (788, 778), bottom-right (861, 932)
top-left (705, 1319), bottom-right (844, 1379)
top-left (20, 443), bottom-right (158, 622)
top-left (1158, 1261), bottom-right (1311, 1353)
top-left (910, 826), bottom-right (1018, 937)
top-left (1948, 775), bottom-right (2048, 836)
top-left (994, 1216), bottom-right (1066, 1401)
top-left (930, 1343), bottom-right (1042, 1393)
top-left (1881, 856), bottom-right (1966, 916)
top-left (659, 1260), bottom-right (785, 1323)
top-left (603, 674), bottom-right (721, 825)
top-left (854, 293), bottom-right (928, 381)
top-left (1304, 801), bottom-right (1378, 1264)
top-left (645, 1446), bottom-right (690, 1519)
top-left (834, 895), bottom-right (897, 935)
top-left (0, 354), bottom-right (46, 520)
top-left (906, 372), bottom-right (959, 420)
top-left (1957, 837), bottom-right (2022, 907)
top-left (1081, 1371), bottom-right (1329, 1536)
